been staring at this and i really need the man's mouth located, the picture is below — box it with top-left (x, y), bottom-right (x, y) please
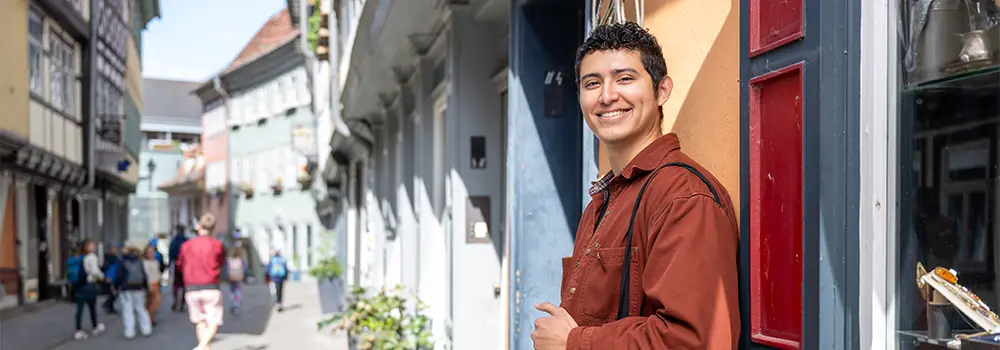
top-left (598, 109), bottom-right (632, 118)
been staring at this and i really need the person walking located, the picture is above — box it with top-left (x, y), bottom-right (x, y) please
top-left (176, 214), bottom-right (226, 350)
top-left (169, 226), bottom-right (189, 311)
top-left (143, 245), bottom-right (163, 325)
top-left (115, 246), bottom-right (153, 339)
top-left (102, 243), bottom-right (122, 314)
top-left (69, 239), bottom-right (107, 340)
top-left (265, 249), bottom-right (289, 312)
top-left (225, 243), bottom-right (249, 314)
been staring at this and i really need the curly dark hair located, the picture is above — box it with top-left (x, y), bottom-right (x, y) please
top-left (575, 22), bottom-right (668, 95)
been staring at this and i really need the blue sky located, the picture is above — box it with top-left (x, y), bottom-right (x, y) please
top-left (141, 0), bottom-right (288, 83)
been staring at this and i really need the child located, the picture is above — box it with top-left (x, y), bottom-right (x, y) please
top-left (226, 244), bottom-right (249, 314)
top-left (143, 245), bottom-right (163, 325)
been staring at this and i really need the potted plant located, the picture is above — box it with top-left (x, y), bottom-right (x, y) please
top-left (318, 285), bottom-right (434, 350)
top-left (310, 256), bottom-right (345, 314)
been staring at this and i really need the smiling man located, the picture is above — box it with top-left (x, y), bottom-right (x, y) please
top-left (530, 22), bottom-right (740, 349)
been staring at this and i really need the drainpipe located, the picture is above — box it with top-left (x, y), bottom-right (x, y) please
top-left (211, 77), bottom-right (232, 236)
top-left (84, 0), bottom-right (98, 191)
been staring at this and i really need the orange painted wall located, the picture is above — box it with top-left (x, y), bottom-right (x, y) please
top-left (1, 187), bottom-right (16, 269)
top-left (595, 0), bottom-right (741, 220)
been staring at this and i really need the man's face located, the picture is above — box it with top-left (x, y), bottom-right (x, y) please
top-left (578, 49), bottom-right (671, 145)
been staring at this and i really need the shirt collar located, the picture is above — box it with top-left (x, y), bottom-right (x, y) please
top-left (587, 134), bottom-right (682, 196)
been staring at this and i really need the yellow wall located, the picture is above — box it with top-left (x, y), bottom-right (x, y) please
top-left (0, 0), bottom-right (30, 139)
top-left (595, 0), bottom-right (741, 220)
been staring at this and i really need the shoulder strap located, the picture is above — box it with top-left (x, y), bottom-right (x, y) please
top-left (616, 162), bottom-right (722, 320)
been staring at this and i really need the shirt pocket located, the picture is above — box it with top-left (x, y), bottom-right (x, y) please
top-left (578, 247), bottom-right (641, 323)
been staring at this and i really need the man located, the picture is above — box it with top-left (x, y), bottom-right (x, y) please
top-left (530, 22), bottom-right (739, 349)
top-left (114, 246), bottom-right (152, 339)
top-left (169, 225), bottom-right (189, 311)
top-left (176, 214), bottom-right (225, 350)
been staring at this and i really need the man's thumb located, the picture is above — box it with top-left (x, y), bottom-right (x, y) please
top-left (535, 302), bottom-right (558, 315)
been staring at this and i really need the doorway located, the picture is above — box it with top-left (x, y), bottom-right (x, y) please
top-left (33, 185), bottom-right (49, 300)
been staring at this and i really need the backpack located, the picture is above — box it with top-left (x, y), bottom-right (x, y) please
top-left (268, 256), bottom-right (287, 278)
top-left (227, 258), bottom-right (245, 282)
top-left (66, 256), bottom-right (84, 285)
top-left (122, 259), bottom-right (146, 287)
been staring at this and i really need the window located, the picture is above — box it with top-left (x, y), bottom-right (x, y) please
top-left (292, 225), bottom-right (299, 268)
top-left (307, 225), bottom-right (314, 267)
top-left (28, 9), bottom-right (43, 95)
top-left (893, 0), bottom-right (1000, 347)
top-left (49, 33), bottom-right (75, 113)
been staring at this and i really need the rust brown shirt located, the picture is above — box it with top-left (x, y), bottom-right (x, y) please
top-left (561, 134), bottom-right (740, 349)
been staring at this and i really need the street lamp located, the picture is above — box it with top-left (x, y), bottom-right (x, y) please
top-left (139, 159), bottom-right (157, 192)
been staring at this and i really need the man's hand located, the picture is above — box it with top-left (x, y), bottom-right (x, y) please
top-left (531, 302), bottom-right (579, 350)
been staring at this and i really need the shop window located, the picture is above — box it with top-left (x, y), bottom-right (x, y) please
top-left (895, 0), bottom-right (1000, 347)
top-left (749, 63), bottom-right (803, 348)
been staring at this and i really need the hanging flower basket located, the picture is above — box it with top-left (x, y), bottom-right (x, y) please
top-left (271, 178), bottom-right (283, 193)
top-left (238, 182), bottom-right (254, 197)
top-left (297, 174), bottom-right (313, 188)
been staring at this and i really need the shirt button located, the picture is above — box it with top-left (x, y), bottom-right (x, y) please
top-left (569, 287), bottom-right (576, 295)
top-left (585, 248), bottom-right (591, 256)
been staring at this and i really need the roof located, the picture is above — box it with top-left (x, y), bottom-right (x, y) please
top-left (224, 9), bottom-right (299, 74)
top-left (142, 78), bottom-right (203, 124)
top-left (158, 146), bottom-right (206, 192)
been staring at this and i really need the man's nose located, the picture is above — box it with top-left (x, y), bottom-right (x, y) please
top-left (599, 85), bottom-right (619, 105)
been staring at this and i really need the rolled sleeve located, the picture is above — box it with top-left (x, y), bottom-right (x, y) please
top-left (576, 195), bottom-right (740, 350)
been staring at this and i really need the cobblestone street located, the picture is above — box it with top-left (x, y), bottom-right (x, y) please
top-left (0, 281), bottom-right (348, 350)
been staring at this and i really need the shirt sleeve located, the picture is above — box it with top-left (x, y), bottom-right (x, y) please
top-left (566, 194), bottom-right (740, 350)
top-left (83, 255), bottom-right (105, 281)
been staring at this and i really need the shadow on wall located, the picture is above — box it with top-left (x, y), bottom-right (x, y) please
top-left (652, 0), bottom-right (740, 218)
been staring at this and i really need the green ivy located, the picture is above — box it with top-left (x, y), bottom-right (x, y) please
top-left (307, 6), bottom-right (323, 53)
top-left (318, 285), bottom-right (435, 350)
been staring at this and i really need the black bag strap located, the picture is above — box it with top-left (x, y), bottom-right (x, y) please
top-left (616, 162), bottom-right (722, 320)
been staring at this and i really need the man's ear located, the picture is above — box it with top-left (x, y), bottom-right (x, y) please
top-left (657, 76), bottom-right (673, 106)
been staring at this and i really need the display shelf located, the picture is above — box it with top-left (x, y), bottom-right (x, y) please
top-left (906, 66), bottom-right (1000, 93)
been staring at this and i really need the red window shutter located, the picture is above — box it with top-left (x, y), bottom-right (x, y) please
top-left (749, 0), bottom-right (804, 57)
top-left (749, 63), bottom-right (804, 349)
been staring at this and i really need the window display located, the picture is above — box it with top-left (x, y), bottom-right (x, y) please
top-left (897, 0), bottom-right (1000, 348)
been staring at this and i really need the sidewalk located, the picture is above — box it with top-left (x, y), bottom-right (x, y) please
top-left (0, 295), bottom-right (120, 350)
top-left (0, 281), bottom-right (349, 350)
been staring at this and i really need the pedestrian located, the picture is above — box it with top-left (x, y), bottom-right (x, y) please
top-left (115, 245), bottom-right (153, 339)
top-left (169, 225), bottom-right (189, 311)
top-left (265, 249), bottom-right (289, 312)
top-left (176, 214), bottom-right (226, 350)
top-left (530, 22), bottom-right (739, 349)
top-left (102, 243), bottom-right (121, 314)
top-left (225, 244), bottom-right (249, 314)
top-left (69, 239), bottom-right (107, 340)
top-left (143, 245), bottom-right (163, 325)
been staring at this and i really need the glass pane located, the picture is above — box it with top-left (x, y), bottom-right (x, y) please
top-left (896, 0), bottom-right (1000, 346)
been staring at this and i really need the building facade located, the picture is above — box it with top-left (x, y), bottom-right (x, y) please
top-left (127, 78), bottom-right (201, 245)
top-left (218, 9), bottom-right (324, 278)
top-left (0, 0), bottom-right (158, 310)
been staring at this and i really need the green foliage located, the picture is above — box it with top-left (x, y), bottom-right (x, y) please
top-left (318, 285), bottom-right (434, 350)
top-left (309, 256), bottom-right (344, 281)
top-left (307, 6), bottom-right (322, 53)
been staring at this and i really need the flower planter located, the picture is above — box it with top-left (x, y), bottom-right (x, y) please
top-left (317, 277), bottom-right (345, 314)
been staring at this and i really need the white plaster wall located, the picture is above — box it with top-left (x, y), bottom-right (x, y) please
top-left (444, 10), bottom-right (507, 350)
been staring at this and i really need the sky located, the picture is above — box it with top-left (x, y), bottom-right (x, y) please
top-left (140, 0), bottom-right (288, 83)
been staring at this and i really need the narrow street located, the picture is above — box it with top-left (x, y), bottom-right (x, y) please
top-left (1, 281), bottom-right (348, 350)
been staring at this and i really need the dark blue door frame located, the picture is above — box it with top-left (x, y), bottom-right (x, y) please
top-left (507, 1), bottom-right (586, 350)
top-left (739, 0), bottom-right (861, 349)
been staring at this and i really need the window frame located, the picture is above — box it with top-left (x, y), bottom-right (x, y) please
top-left (28, 8), bottom-right (44, 96)
top-left (858, 0), bottom-right (897, 348)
